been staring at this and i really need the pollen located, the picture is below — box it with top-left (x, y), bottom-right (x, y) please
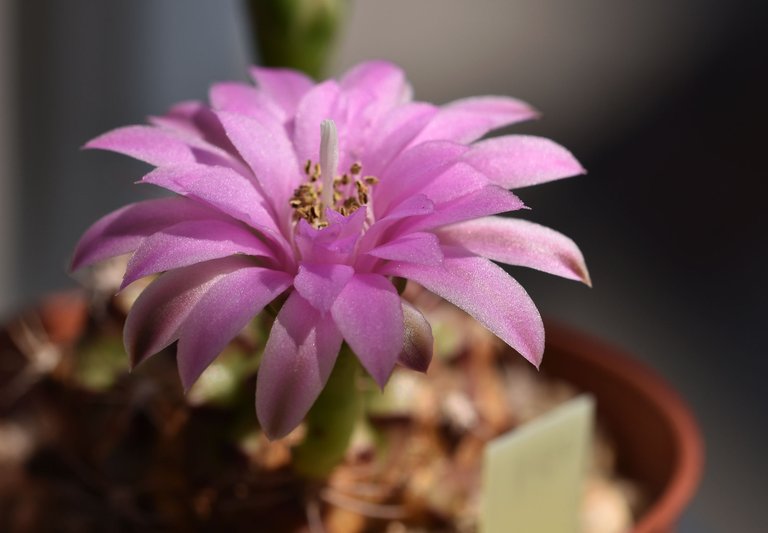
top-left (290, 160), bottom-right (377, 228)
top-left (289, 120), bottom-right (381, 228)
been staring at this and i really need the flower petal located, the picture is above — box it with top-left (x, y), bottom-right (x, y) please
top-left (295, 207), bottom-right (367, 264)
top-left (122, 220), bottom-right (273, 288)
top-left (70, 197), bottom-right (225, 271)
top-left (410, 185), bottom-right (525, 231)
top-left (357, 195), bottom-right (435, 257)
top-left (367, 232), bottom-right (443, 266)
top-left (375, 141), bottom-right (468, 216)
top-left (331, 274), bottom-right (403, 387)
top-left (148, 104), bottom-right (250, 173)
top-left (413, 96), bottom-right (537, 145)
top-left (398, 300), bottom-right (433, 373)
top-left (464, 135), bottom-right (585, 189)
top-left (330, 87), bottom-right (377, 171)
top-left (176, 266), bottom-right (292, 390)
top-left (217, 111), bottom-right (301, 220)
top-left (85, 126), bottom-right (198, 167)
top-left (365, 103), bottom-right (437, 175)
top-left (294, 262), bottom-right (355, 312)
top-left (124, 256), bottom-right (256, 367)
top-left (250, 67), bottom-right (315, 117)
top-left (293, 80), bottom-right (342, 167)
top-left (142, 164), bottom-right (281, 234)
top-left (377, 194), bottom-right (435, 221)
top-left (340, 60), bottom-right (409, 109)
top-left (148, 101), bottom-right (204, 137)
top-left (382, 250), bottom-right (545, 367)
top-left (420, 162), bottom-right (491, 204)
top-left (209, 82), bottom-right (283, 120)
top-left (437, 217), bottom-right (591, 285)
top-left (256, 291), bottom-right (343, 439)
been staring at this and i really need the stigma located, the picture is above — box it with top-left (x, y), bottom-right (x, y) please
top-left (289, 119), bottom-right (379, 228)
top-left (319, 120), bottom-right (338, 211)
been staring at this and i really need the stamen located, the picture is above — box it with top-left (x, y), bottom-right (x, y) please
top-left (289, 123), bottom-right (380, 228)
top-left (320, 119), bottom-right (339, 211)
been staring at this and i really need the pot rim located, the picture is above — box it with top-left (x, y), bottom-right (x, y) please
top-left (544, 320), bottom-right (704, 533)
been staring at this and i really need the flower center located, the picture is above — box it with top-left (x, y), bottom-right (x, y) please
top-left (289, 119), bottom-right (379, 229)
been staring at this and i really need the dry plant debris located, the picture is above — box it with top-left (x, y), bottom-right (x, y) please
top-left (0, 289), bottom-right (644, 532)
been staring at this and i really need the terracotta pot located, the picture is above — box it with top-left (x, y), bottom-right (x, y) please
top-left (12, 293), bottom-right (703, 531)
top-left (541, 320), bottom-right (704, 533)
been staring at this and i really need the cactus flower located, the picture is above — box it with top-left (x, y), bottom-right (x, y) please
top-left (72, 61), bottom-right (588, 439)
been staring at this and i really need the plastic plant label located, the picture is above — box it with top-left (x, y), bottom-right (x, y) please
top-left (481, 394), bottom-right (595, 533)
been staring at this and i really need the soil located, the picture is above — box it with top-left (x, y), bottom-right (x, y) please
top-left (0, 289), bottom-right (645, 532)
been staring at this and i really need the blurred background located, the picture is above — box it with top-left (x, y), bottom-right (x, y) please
top-left (0, 1), bottom-right (765, 531)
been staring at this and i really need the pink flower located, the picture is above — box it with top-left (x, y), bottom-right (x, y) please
top-left (72, 61), bottom-right (588, 439)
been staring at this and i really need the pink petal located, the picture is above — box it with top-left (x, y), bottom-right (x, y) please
top-left (376, 194), bottom-right (435, 221)
top-left (293, 81), bottom-right (341, 167)
top-left (216, 111), bottom-right (301, 220)
top-left (375, 141), bottom-right (468, 216)
top-left (124, 256), bottom-right (257, 367)
top-left (382, 250), bottom-right (545, 367)
top-left (358, 195), bottom-right (435, 256)
top-left (330, 87), bottom-right (377, 171)
top-left (295, 207), bottom-right (367, 264)
top-left (209, 82), bottom-right (283, 120)
top-left (398, 300), bottom-right (433, 373)
top-left (412, 96), bottom-right (537, 145)
top-left (437, 217), bottom-right (591, 285)
top-left (331, 274), bottom-right (403, 387)
top-left (176, 266), bottom-right (292, 390)
top-left (409, 185), bottom-right (525, 231)
top-left (367, 232), bottom-right (443, 266)
top-left (256, 291), bottom-right (343, 439)
top-left (365, 103), bottom-right (437, 175)
top-left (340, 61), bottom-right (409, 109)
top-left (464, 135), bottom-right (585, 189)
top-left (294, 262), bottom-right (355, 312)
top-left (122, 220), bottom-right (273, 288)
top-left (142, 164), bottom-right (281, 234)
top-left (148, 104), bottom-right (250, 173)
top-left (148, 101), bottom-right (203, 137)
top-left (420, 162), bottom-right (490, 204)
top-left (250, 67), bottom-right (315, 117)
top-left (71, 197), bottom-right (225, 271)
top-left (85, 126), bottom-right (197, 167)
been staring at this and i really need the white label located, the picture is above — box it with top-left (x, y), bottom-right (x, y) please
top-left (481, 394), bottom-right (595, 533)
